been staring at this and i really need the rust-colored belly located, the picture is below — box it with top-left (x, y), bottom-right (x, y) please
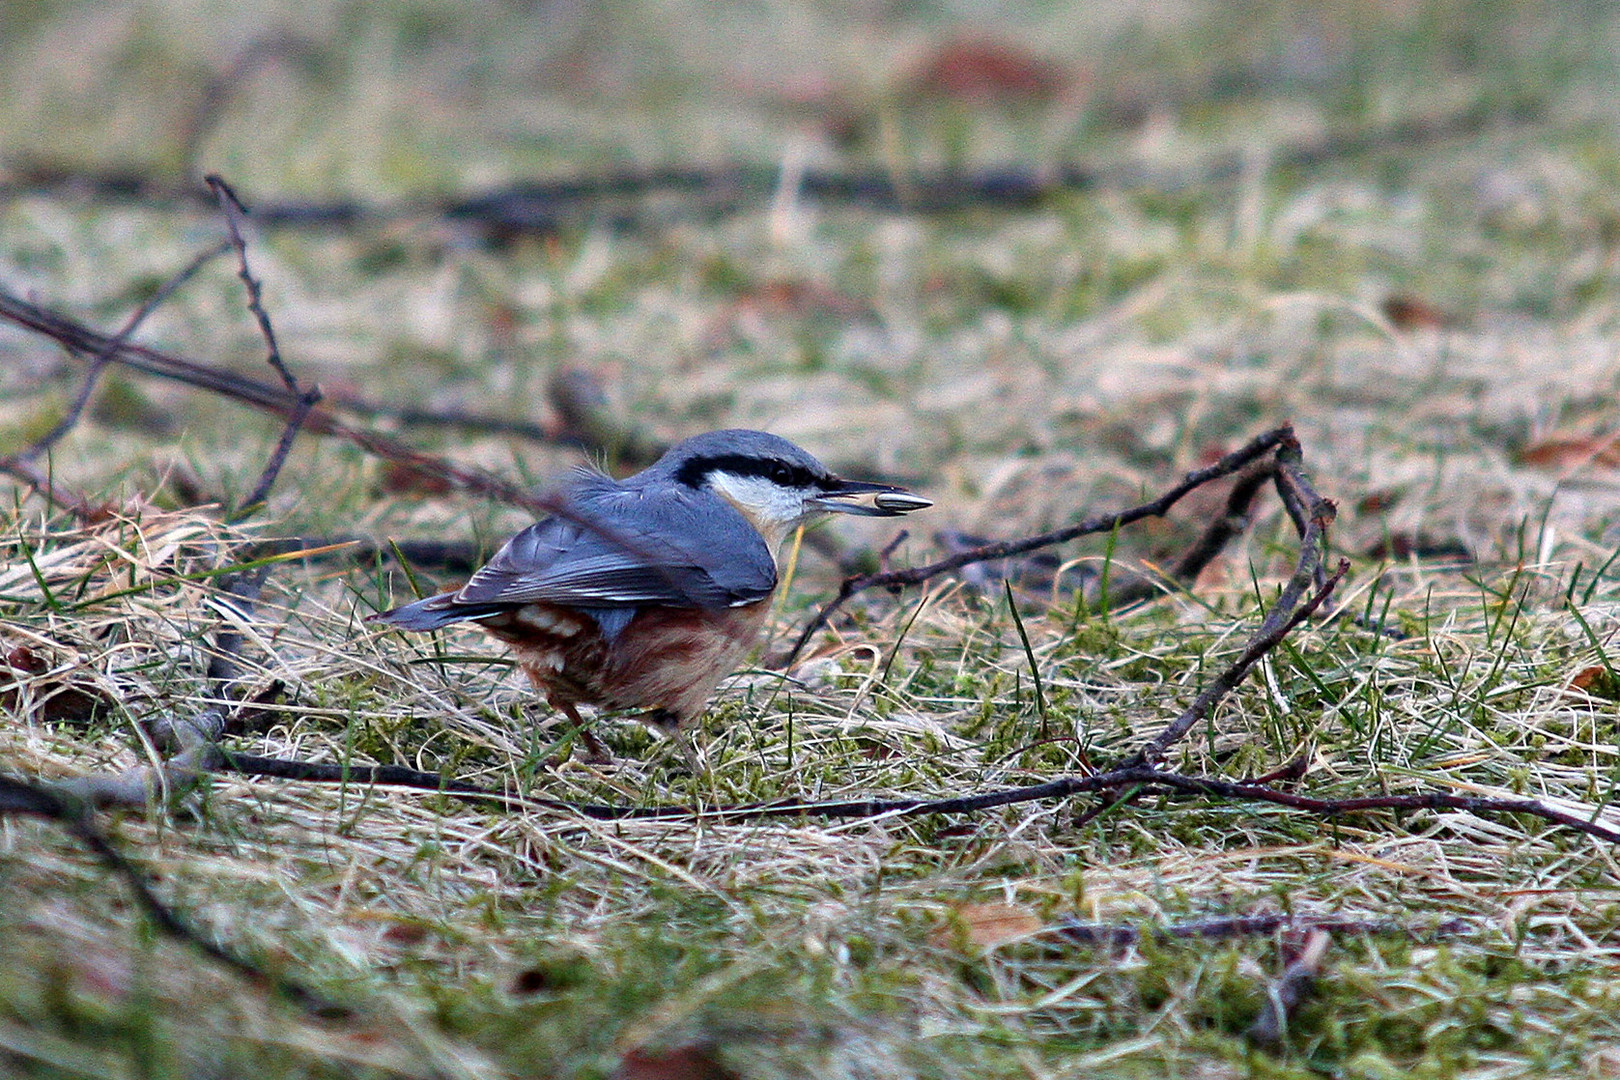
top-left (480, 600), bottom-right (772, 726)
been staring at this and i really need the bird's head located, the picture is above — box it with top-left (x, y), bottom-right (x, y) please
top-left (650, 429), bottom-right (932, 546)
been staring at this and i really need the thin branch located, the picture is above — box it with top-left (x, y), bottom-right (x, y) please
top-left (210, 753), bottom-right (1620, 847)
top-left (50, 571), bottom-right (268, 809)
top-left (1132, 558), bottom-right (1345, 767)
top-left (1129, 436), bottom-right (1339, 766)
top-left (206, 174), bottom-right (323, 516)
top-left (0, 241), bottom-right (230, 519)
top-left (0, 287), bottom-right (555, 515)
top-left (206, 175), bottom-right (293, 392)
top-left (0, 457), bottom-right (109, 523)
top-left (0, 773), bottom-right (346, 1017)
top-left (14, 242), bottom-right (231, 466)
top-left (1102, 458), bottom-right (1279, 609)
top-left (1051, 914), bottom-right (1468, 947)
top-left (780, 425), bottom-right (1295, 667)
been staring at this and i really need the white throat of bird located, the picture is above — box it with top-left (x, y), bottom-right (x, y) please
top-left (704, 471), bottom-right (823, 548)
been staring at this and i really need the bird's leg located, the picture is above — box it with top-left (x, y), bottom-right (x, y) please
top-left (644, 708), bottom-right (704, 780)
top-left (675, 728), bottom-right (704, 781)
top-left (551, 698), bottom-right (611, 764)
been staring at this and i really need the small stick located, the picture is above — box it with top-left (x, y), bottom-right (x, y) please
top-left (11, 241), bottom-right (230, 467)
top-left (780, 425), bottom-right (1296, 667)
top-left (0, 241), bottom-right (230, 518)
top-left (1130, 435), bottom-right (1339, 766)
top-left (1247, 927), bottom-right (1332, 1047)
top-left (205, 174), bottom-right (322, 516)
top-left (0, 287), bottom-right (555, 515)
top-left (1100, 458), bottom-right (1279, 610)
top-left (1054, 915), bottom-right (1466, 947)
top-left (0, 774), bottom-right (346, 1017)
top-left (1132, 557), bottom-right (1346, 766)
top-left (0, 457), bottom-right (109, 523)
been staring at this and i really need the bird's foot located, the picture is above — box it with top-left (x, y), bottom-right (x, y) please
top-left (575, 725), bottom-right (614, 765)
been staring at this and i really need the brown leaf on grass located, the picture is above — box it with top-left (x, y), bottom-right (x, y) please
top-left (908, 36), bottom-right (1072, 103)
top-left (935, 902), bottom-right (1043, 951)
top-left (2, 645), bottom-right (114, 726)
top-left (704, 279), bottom-right (874, 350)
top-left (1567, 666), bottom-right (1620, 701)
top-left (1363, 533), bottom-right (1472, 562)
top-left (1355, 489), bottom-right (1402, 514)
top-left (741, 280), bottom-right (870, 320)
top-left (1381, 294), bottom-right (1456, 330)
top-left (613, 1041), bottom-right (740, 1080)
top-left (378, 460), bottom-right (455, 497)
top-left (1517, 435), bottom-right (1620, 471)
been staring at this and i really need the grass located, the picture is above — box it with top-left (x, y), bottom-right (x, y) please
top-left (6, 0), bottom-right (1620, 1076)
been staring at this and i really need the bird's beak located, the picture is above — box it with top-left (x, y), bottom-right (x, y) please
top-left (809, 479), bottom-right (933, 517)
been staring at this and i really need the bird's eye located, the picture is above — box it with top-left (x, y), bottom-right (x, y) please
top-left (770, 462), bottom-right (794, 484)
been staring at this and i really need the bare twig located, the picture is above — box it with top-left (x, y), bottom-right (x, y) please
top-left (206, 174), bottom-right (323, 516)
top-left (0, 457), bottom-right (110, 523)
top-left (1129, 437), bottom-right (1338, 766)
top-left (1053, 914), bottom-right (1466, 947)
top-left (0, 241), bottom-right (230, 519)
top-left (50, 570), bottom-right (268, 810)
top-left (0, 773), bottom-right (345, 1016)
top-left (1133, 558), bottom-right (1346, 766)
top-left (1247, 928), bottom-right (1332, 1047)
top-left (210, 752), bottom-right (1620, 847)
top-left (0, 287), bottom-right (555, 515)
top-left (13, 242), bottom-right (230, 467)
top-left (780, 425), bottom-right (1296, 668)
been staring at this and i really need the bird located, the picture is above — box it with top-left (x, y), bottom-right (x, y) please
top-left (372, 429), bottom-right (931, 758)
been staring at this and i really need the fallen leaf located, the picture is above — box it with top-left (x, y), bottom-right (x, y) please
top-left (1381, 294), bottom-right (1455, 330)
top-left (1568, 666), bottom-right (1620, 701)
top-left (937, 902), bottom-right (1043, 951)
top-left (2, 645), bottom-right (114, 725)
top-left (1518, 435), bottom-right (1620, 471)
top-left (1356, 489), bottom-right (1402, 514)
top-left (378, 461), bottom-right (454, 497)
top-left (910, 37), bottom-right (1070, 103)
top-left (613, 1041), bottom-right (740, 1080)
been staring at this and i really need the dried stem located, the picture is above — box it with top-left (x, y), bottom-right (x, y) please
top-left (781, 425), bottom-right (1296, 668)
top-left (206, 174), bottom-right (323, 516)
top-left (0, 773), bottom-right (345, 1016)
top-left (0, 287), bottom-right (555, 515)
top-left (0, 241), bottom-right (230, 519)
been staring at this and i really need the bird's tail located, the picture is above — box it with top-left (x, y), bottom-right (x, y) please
top-left (369, 594), bottom-right (509, 631)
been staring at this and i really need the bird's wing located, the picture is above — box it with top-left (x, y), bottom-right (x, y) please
top-left (451, 478), bottom-right (777, 610)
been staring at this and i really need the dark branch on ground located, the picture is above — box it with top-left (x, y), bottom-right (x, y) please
top-left (780, 425), bottom-right (1296, 668)
top-left (0, 772), bottom-right (346, 1017)
top-left (0, 241), bottom-right (231, 521)
top-left (212, 753), bottom-right (1620, 847)
top-left (1051, 914), bottom-right (1468, 947)
top-left (0, 286), bottom-right (557, 516)
top-left (206, 174), bottom-right (323, 517)
top-left (0, 97), bottom-right (1543, 237)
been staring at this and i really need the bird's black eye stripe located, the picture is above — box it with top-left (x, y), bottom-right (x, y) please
top-left (674, 453), bottom-right (823, 490)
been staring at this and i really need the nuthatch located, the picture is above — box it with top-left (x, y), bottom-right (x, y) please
top-left (373, 429), bottom-right (931, 754)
